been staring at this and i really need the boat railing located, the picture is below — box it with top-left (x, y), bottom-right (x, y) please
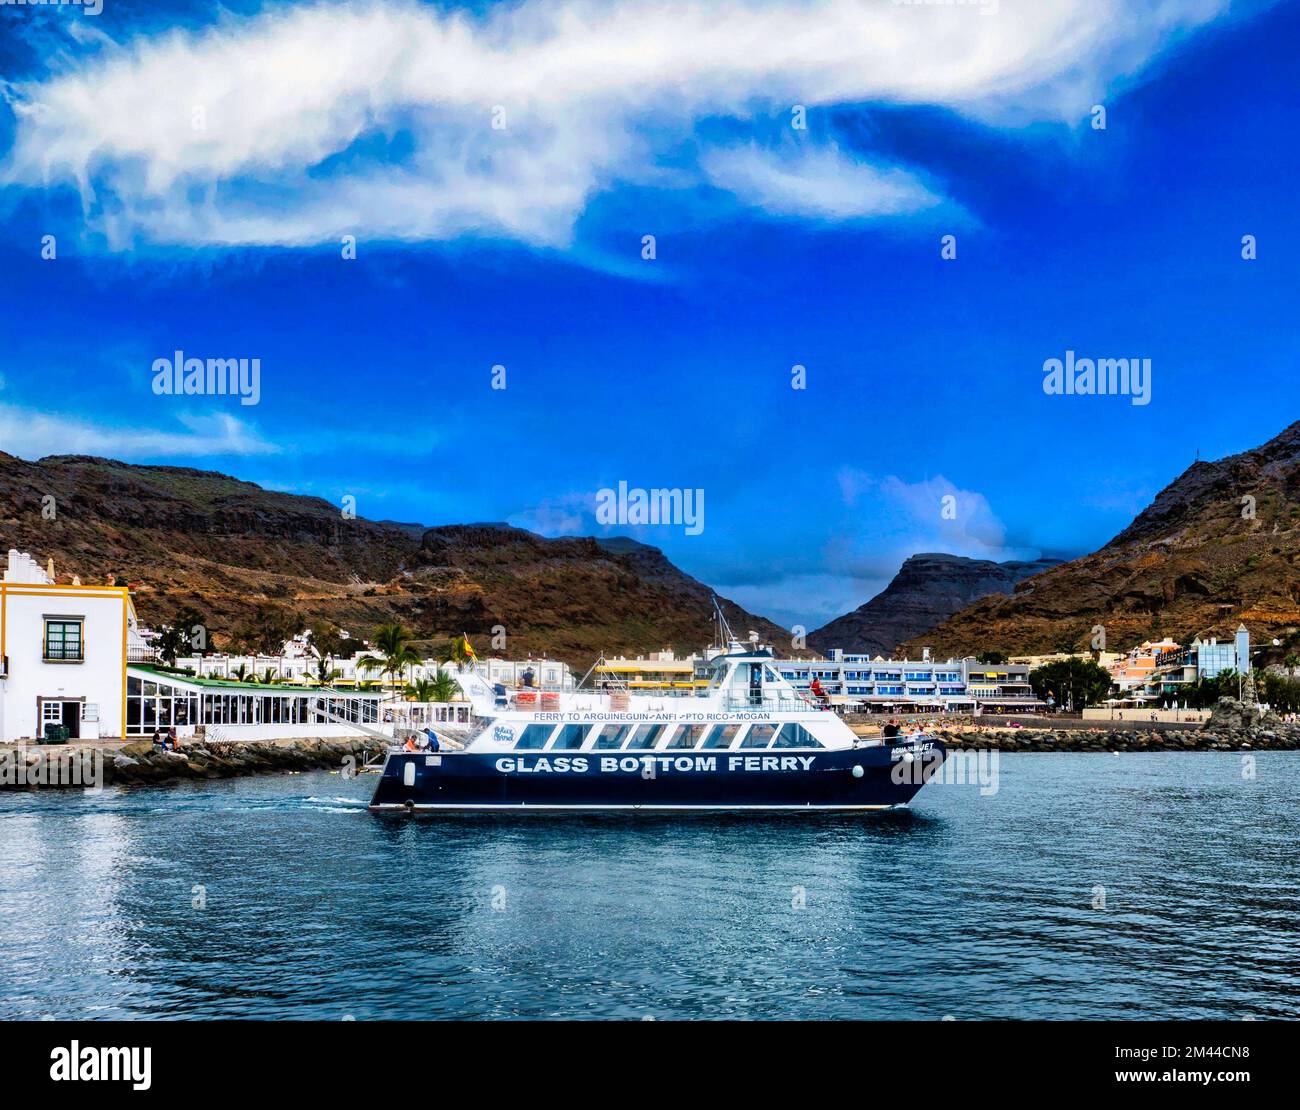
top-left (721, 693), bottom-right (823, 713)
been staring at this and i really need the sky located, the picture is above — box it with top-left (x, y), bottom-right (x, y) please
top-left (0, 0), bottom-right (1296, 631)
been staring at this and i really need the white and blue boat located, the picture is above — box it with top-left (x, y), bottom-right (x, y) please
top-left (370, 616), bottom-right (946, 814)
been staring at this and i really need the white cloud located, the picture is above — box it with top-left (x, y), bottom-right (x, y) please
top-left (0, 407), bottom-right (281, 459)
top-left (703, 143), bottom-right (942, 220)
top-left (0, 0), bottom-right (1230, 249)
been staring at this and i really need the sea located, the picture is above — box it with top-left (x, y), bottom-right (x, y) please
top-left (2, 751), bottom-right (1297, 1019)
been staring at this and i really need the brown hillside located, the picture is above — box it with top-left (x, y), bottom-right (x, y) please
top-left (897, 421), bottom-right (1300, 657)
top-left (0, 454), bottom-right (788, 666)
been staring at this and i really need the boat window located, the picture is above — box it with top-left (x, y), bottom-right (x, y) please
top-left (667, 723), bottom-right (709, 749)
top-left (625, 724), bottom-right (666, 749)
top-left (739, 723), bottom-right (778, 749)
top-left (549, 724), bottom-right (592, 750)
top-left (701, 724), bottom-right (742, 749)
top-left (514, 724), bottom-right (556, 750)
top-left (593, 724), bottom-right (633, 749)
top-left (771, 723), bottom-right (824, 749)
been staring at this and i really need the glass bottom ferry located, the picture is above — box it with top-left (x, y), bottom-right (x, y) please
top-left (369, 628), bottom-right (946, 814)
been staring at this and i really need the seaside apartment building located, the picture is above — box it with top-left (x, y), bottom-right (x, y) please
top-left (0, 549), bottom-right (139, 742)
top-left (778, 650), bottom-right (1044, 713)
top-left (594, 652), bottom-right (705, 691)
top-left (1107, 639), bottom-right (1182, 692)
top-left (1142, 629), bottom-right (1251, 698)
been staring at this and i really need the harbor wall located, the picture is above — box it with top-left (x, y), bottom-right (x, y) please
top-left (1, 735), bottom-right (389, 790)
top-left (935, 724), bottom-right (1300, 752)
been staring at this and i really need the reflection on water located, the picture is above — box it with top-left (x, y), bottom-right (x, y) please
top-left (2, 753), bottom-right (1298, 1019)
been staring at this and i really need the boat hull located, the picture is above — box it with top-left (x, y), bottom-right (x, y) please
top-left (369, 736), bottom-right (945, 812)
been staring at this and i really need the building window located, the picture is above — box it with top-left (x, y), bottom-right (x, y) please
top-left (44, 619), bottom-right (84, 661)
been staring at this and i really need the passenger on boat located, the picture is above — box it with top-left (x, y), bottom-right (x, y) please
top-left (882, 719), bottom-right (900, 739)
top-left (403, 736), bottom-right (419, 752)
top-left (422, 727), bottom-right (440, 752)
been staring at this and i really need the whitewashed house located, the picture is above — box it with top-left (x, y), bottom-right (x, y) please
top-left (0, 549), bottom-right (137, 742)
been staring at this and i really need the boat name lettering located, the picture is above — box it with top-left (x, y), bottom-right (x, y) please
top-left (492, 755), bottom-right (817, 774)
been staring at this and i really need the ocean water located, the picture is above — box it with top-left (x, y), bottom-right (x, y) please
top-left (2, 752), bottom-right (1297, 1020)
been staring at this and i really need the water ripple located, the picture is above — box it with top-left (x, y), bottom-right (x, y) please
top-left (1, 752), bottom-right (1298, 1019)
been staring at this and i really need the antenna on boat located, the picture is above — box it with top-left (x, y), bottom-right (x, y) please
top-left (711, 595), bottom-right (737, 651)
top-left (577, 654), bottom-right (626, 694)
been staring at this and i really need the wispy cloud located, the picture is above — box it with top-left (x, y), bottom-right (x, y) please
top-left (702, 142), bottom-right (942, 220)
top-left (0, 406), bottom-right (280, 459)
top-left (0, 0), bottom-right (1230, 251)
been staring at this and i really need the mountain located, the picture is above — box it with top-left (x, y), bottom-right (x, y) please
top-left (0, 453), bottom-right (789, 665)
top-left (896, 420), bottom-right (1300, 657)
top-left (807, 553), bottom-right (1061, 657)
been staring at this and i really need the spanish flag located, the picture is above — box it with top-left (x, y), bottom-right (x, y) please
top-left (460, 634), bottom-right (477, 661)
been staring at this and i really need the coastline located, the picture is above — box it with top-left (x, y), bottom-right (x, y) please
top-left (6, 721), bottom-right (1299, 795)
top-left (0, 735), bottom-right (388, 790)
top-left (930, 723), bottom-right (1300, 753)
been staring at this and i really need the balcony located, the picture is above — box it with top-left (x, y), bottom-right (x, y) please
top-left (42, 644), bottom-right (84, 663)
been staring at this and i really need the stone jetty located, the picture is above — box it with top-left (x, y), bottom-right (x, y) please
top-left (1, 736), bottom-right (389, 790)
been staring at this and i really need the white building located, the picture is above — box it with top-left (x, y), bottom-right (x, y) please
top-left (124, 665), bottom-right (382, 741)
top-left (0, 549), bottom-right (140, 742)
top-left (174, 648), bottom-right (573, 692)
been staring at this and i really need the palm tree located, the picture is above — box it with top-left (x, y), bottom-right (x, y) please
top-left (429, 669), bottom-right (461, 703)
top-left (406, 678), bottom-right (437, 702)
top-left (259, 667), bottom-right (280, 685)
top-left (357, 624), bottom-right (423, 697)
top-left (230, 663), bottom-right (251, 683)
top-left (438, 634), bottom-right (478, 671)
top-left (309, 656), bottom-right (342, 687)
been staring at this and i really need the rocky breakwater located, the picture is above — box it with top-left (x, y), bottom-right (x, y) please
top-left (933, 721), bottom-right (1300, 754)
top-left (1, 736), bottom-right (390, 790)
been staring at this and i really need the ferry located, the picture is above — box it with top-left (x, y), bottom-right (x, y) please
top-left (369, 613), bottom-right (946, 814)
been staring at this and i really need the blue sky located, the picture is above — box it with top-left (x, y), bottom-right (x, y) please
top-left (0, 0), bottom-right (1295, 630)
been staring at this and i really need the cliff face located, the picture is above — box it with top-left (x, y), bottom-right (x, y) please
top-left (0, 454), bottom-right (786, 665)
top-left (808, 553), bottom-right (1061, 656)
top-left (896, 421), bottom-right (1300, 657)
